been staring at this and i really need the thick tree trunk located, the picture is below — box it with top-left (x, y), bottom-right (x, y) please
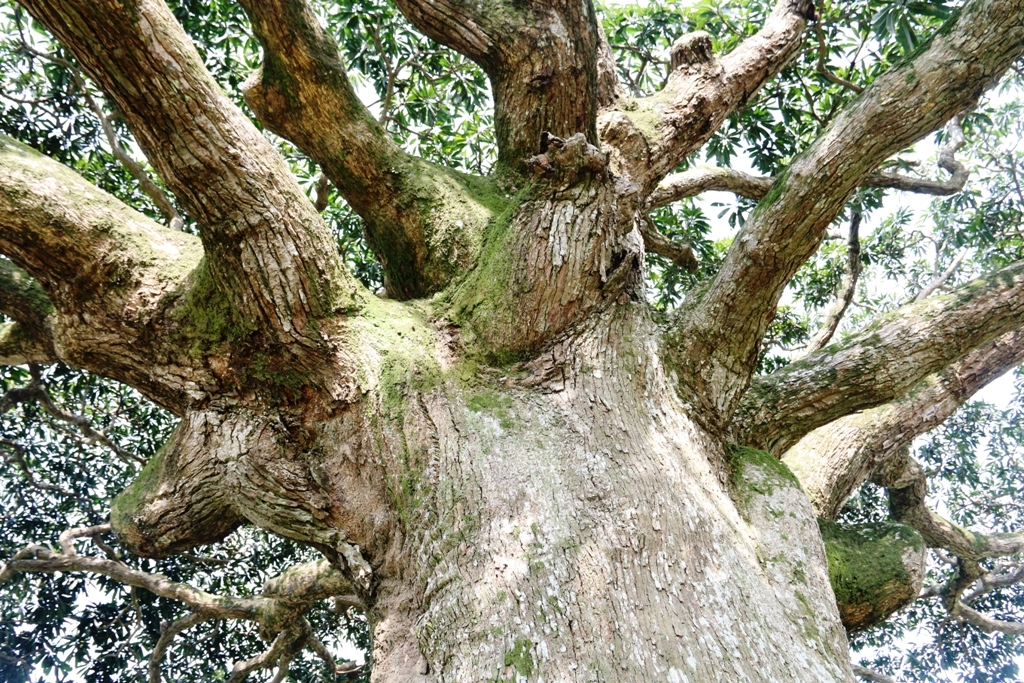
top-left (366, 307), bottom-right (853, 682)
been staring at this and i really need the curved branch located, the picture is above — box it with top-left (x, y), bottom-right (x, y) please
top-left (804, 211), bottom-right (862, 354)
top-left (239, 0), bottom-right (503, 299)
top-left (640, 216), bottom-right (698, 271)
top-left (953, 601), bottom-right (1024, 635)
top-left (782, 328), bottom-right (1024, 519)
top-left (149, 612), bottom-right (213, 683)
top-left (649, 124), bottom-right (968, 210)
top-left (875, 451), bottom-right (1024, 561)
top-left (737, 260), bottom-right (1024, 455)
top-left (20, 0), bottom-right (358, 343)
top-left (671, 0), bottom-right (1024, 421)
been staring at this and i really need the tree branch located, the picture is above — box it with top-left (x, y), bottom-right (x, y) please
top-left (149, 611), bottom-right (213, 683)
top-left (782, 328), bottom-right (1024, 519)
top-left (0, 136), bottom-right (214, 404)
top-left (670, 0), bottom-right (1024, 422)
top-left (852, 665), bottom-right (897, 683)
top-left (0, 322), bottom-right (55, 366)
top-left (1, 529), bottom-right (359, 682)
top-left (737, 260), bottom-right (1024, 455)
top-left (239, 0), bottom-right (502, 299)
top-left (394, 0), bottom-right (601, 169)
top-left (19, 0), bottom-right (358, 343)
top-left (598, 0), bottom-right (814, 184)
top-left (804, 211), bottom-right (862, 354)
top-left (648, 124), bottom-right (968, 211)
top-left (13, 34), bottom-right (182, 230)
top-left (874, 451), bottom-right (1024, 562)
top-left (640, 216), bottom-right (699, 271)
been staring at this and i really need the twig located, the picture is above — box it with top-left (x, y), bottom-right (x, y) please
top-left (804, 210), bottom-right (862, 353)
top-left (149, 611), bottom-right (213, 683)
top-left (815, 21), bottom-right (864, 93)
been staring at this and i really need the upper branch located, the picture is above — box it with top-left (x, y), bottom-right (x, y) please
top-left (736, 260), bottom-right (1024, 455)
top-left (671, 0), bottom-right (1024, 421)
top-left (782, 328), bottom-right (1024, 518)
top-left (598, 0), bottom-right (814, 185)
top-left (239, 0), bottom-right (503, 299)
top-left (19, 0), bottom-right (358, 343)
top-left (648, 119), bottom-right (968, 210)
top-left (394, 0), bottom-right (602, 169)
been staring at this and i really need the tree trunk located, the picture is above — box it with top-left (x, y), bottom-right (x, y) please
top-left (365, 307), bottom-right (853, 682)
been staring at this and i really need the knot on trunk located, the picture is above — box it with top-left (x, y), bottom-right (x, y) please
top-left (527, 132), bottom-right (608, 189)
top-left (670, 32), bottom-right (714, 71)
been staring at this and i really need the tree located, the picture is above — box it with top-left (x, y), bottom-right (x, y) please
top-left (2, 0), bottom-right (1024, 680)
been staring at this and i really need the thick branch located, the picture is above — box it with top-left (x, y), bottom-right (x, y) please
top-left (0, 322), bottom-right (55, 365)
top-left (599, 0), bottom-right (814, 184)
top-left (20, 0), bottom-right (358, 342)
top-left (239, 0), bottom-right (502, 299)
top-left (672, 0), bottom-right (1024, 421)
top-left (394, 0), bottom-right (601, 169)
top-left (783, 328), bottom-right (1024, 518)
top-left (738, 260), bottom-right (1024, 455)
top-left (0, 136), bottom-right (214, 408)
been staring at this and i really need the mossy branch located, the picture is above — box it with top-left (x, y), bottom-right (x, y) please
top-left (737, 260), bottom-right (1024, 455)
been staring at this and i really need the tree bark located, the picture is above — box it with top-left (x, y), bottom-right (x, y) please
top-left (5, 0), bottom-right (1024, 680)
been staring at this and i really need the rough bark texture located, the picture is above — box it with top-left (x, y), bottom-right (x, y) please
top-left (4, 0), bottom-right (1024, 680)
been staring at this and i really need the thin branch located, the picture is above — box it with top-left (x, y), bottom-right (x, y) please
top-left (804, 210), bottom-right (862, 353)
top-left (0, 438), bottom-right (81, 501)
top-left (649, 120), bottom-right (969, 210)
top-left (21, 366), bottom-right (144, 465)
top-left (640, 215), bottom-right (699, 272)
top-left (815, 21), bottom-right (864, 93)
top-left (227, 630), bottom-right (293, 683)
top-left (852, 664), bottom-right (897, 683)
top-left (953, 601), bottom-right (1024, 635)
top-left (14, 37), bottom-right (182, 230)
top-left (915, 250), bottom-right (969, 302)
top-left (149, 612), bottom-right (213, 683)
